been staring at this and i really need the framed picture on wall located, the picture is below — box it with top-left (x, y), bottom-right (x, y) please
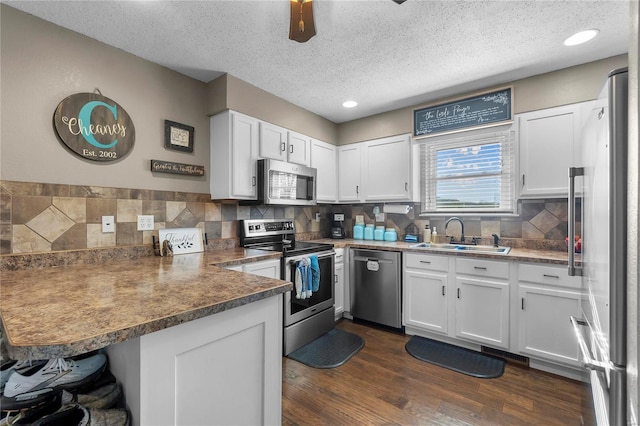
top-left (164, 120), bottom-right (194, 153)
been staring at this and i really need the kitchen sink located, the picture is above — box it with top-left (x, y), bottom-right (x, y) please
top-left (409, 242), bottom-right (511, 254)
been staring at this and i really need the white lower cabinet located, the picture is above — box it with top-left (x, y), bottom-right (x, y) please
top-left (517, 263), bottom-right (583, 367)
top-left (106, 294), bottom-right (283, 426)
top-left (402, 253), bottom-right (585, 380)
top-left (403, 253), bottom-right (450, 334)
top-left (242, 259), bottom-right (280, 278)
top-left (454, 258), bottom-right (510, 349)
top-left (226, 258), bottom-right (281, 278)
top-left (334, 248), bottom-right (345, 320)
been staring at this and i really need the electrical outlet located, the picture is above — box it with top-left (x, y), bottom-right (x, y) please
top-left (137, 215), bottom-right (154, 231)
top-left (315, 213), bottom-right (321, 222)
top-left (102, 216), bottom-right (115, 233)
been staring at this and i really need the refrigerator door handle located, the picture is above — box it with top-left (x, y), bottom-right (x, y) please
top-left (570, 316), bottom-right (624, 373)
top-left (568, 167), bottom-right (584, 276)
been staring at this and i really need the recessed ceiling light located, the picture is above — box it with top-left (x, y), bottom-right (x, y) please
top-left (564, 29), bottom-right (599, 46)
top-left (342, 100), bottom-right (358, 108)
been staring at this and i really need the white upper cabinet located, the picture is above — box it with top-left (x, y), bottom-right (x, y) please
top-left (362, 134), bottom-right (412, 202)
top-left (337, 133), bottom-right (413, 203)
top-left (518, 101), bottom-right (593, 198)
top-left (287, 131), bottom-right (311, 166)
top-left (310, 139), bottom-right (338, 203)
top-left (259, 122), bottom-right (311, 166)
top-left (338, 144), bottom-right (362, 202)
top-left (259, 121), bottom-right (288, 161)
top-left (210, 111), bottom-right (259, 200)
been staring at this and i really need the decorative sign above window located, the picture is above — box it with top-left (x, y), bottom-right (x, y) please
top-left (53, 92), bottom-right (135, 162)
top-left (413, 87), bottom-right (513, 138)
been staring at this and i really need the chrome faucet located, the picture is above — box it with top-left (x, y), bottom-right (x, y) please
top-left (445, 217), bottom-right (465, 243)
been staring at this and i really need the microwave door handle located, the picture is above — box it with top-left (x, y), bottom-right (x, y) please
top-left (568, 167), bottom-right (583, 276)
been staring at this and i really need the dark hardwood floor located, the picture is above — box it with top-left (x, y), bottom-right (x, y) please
top-left (283, 320), bottom-right (589, 425)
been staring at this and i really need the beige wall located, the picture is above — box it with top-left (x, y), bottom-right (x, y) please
top-left (206, 74), bottom-right (338, 144)
top-left (337, 54), bottom-right (628, 145)
top-left (0, 4), bottom-right (210, 193)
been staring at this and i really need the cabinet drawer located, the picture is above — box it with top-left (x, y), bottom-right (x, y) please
top-left (456, 257), bottom-right (509, 279)
top-left (518, 263), bottom-right (581, 289)
top-left (405, 253), bottom-right (449, 272)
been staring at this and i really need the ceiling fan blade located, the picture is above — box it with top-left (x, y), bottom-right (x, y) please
top-left (392, 0), bottom-right (407, 3)
top-left (289, 0), bottom-right (316, 43)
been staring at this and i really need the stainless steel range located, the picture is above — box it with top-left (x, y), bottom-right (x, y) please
top-left (240, 219), bottom-right (335, 355)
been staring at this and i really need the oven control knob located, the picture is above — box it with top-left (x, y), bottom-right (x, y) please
top-left (255, 224), bottom-right (261, 230)
top-left (249, 225), bottom-right (254, 231)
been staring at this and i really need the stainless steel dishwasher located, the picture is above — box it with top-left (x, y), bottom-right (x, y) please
top-left (350, 249), bottom-right (402, 329)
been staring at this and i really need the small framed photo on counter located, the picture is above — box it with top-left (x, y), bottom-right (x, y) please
top-left (164, 120), bottom-right (194, 153)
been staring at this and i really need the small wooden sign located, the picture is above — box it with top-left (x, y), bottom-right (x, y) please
top-left (53, 93), bottom-right (135, 161)
top-left (151, 159), bottom-right (205, 176)
top-left (158, 228), bottom-right (204, 255)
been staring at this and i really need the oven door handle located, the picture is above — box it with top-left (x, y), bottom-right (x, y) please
top-left (287, 251), bottom-right (335, 264)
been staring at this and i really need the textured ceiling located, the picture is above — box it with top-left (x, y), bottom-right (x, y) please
top-left (3, 0), bottom-right (630, 123)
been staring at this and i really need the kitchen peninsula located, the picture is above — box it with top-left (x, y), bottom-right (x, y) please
top-left (0, 249), bottom-right (290, 425)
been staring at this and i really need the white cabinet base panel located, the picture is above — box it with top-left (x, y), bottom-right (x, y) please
top-left (107, 295), bottom-right (283, 426)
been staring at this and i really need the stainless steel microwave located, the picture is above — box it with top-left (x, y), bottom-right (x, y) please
top-left (255, 159), bottom-right (317, 206)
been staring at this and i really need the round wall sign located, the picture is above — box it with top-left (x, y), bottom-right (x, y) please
top-left (53, 93), bottom-right (135, 162)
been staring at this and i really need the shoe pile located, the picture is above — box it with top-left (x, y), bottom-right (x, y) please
top-left (0, 352), bottom-right (129, 425)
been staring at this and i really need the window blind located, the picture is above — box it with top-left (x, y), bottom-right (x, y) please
top-left (420, 129), bottom-right (516, 213)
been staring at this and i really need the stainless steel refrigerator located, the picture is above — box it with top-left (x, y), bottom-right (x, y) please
top-left (568, 67), bottom-right (628, 425)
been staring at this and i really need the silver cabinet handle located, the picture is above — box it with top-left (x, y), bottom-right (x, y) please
top-left (457, 288), bottom-right (461, 299)
top-left (290, 145), bottom-right (294, 154)
top-left (281, 142), bottom-right (286, 152)
top-left (543, 274), bottom-right (560, 279)
top-left (405, 182), bottom-right (408, 191)
top-left (356, 185), bottom-right (359, 195)
top-left (419, 260), bottom-right (431, 264)
top-left (568, 167), bottom-right (584, 276)
top-left (474, 266), bottom-right (487, 270)
top-left (442, 285), bottom-right (445, 296)
top-left (252, 176), bottom-right (256, 186)
top-left (521, 298), bottom-right (525, 310)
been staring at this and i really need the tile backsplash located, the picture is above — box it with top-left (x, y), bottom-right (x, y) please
top-left (0, 180), bottom-right (576, 255)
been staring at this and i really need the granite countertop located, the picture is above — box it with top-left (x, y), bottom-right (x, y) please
top-left (312, 238), bottom-right (570, 265)
top-left (0, 250), bottom-right (289, 360)
top-left (0, 240), bottom-right (569, 360)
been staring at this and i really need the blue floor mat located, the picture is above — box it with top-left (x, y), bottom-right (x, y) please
top-left (405, 335), bottom-right (505, 378)
top-left (287, 329), bottom-right (364, 369)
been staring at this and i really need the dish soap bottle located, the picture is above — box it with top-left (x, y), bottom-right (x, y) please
top-left (423, 225), bottom-right (431, 243)
top-left (431, 227), bottom-right (438, 244)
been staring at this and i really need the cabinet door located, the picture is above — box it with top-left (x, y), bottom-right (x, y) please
top-left (231, 113), bottom-right (259, 198)
top-left (334, 261), bottom-right (344, 319)
top-left (455, 276), bottom-right (509, 349)
top-left (518, 103), bottom-right (590, 198)
top-left (404, 270), bottom-right (448, 334)
top-left (310, 139), bottom-right (337, 202)
top-left (243, 259), bottom-right (281, 279)
top-left (287, 131), bottom-right (311, 166)
top-left (338, 144), bottom-right (362, 202)
top-left (362, 134), bottom-right (411, 201)
top-left (259, 122), bottom-right (287, 161)
top-left (518, 284), bottom-right (582, 366)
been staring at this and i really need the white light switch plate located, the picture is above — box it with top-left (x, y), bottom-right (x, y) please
top-left (102, 216), bottom-right (115, 233)
top-left (137, 215), bottom-right (154, 231)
